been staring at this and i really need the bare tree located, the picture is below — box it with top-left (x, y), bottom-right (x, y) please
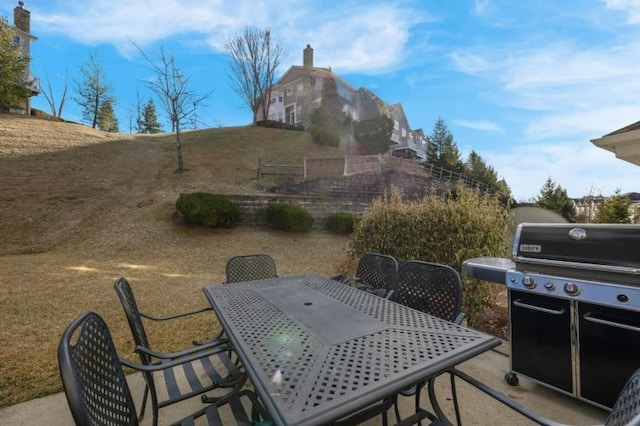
top-left (129, 88), bottom-right (142, 133)
top-left (72, 52), bottom-right (114, 128)
top-left (133, 42), bottom-right (208, 172)
top-left (42, 70), bottom-right (68, 118)
top-left (225, 27), bottom-right (283, 125)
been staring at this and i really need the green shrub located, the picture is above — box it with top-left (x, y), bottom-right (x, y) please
top-left (175, 193), bottom-right (241, 228)
top-left (347, 184), bottom-right (512, 326)
top-left (326, 212), bottom-right (357, 234)
top-left (309, 125), bottom-right (340, 147)
top-left (266, 203), bottom-right (314, 232)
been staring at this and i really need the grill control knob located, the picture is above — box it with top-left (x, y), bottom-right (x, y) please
top-left (564, 282), bottom-right (580, 296)
top-left (522, 276), bottom-right (536, 289)
top-left (544, 281), bottom-right (555, 291)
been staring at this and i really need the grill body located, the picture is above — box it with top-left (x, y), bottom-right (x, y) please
top-left (462, 223), bottom-right (640, 410)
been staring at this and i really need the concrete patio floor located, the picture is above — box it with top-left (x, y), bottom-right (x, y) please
top-left (0, 341), bottom-right (608, 425)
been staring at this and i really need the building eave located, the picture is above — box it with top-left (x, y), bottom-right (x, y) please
top-left (591, 127), bottom-right (640, 166)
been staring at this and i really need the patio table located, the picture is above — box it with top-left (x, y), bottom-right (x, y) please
top-left (203, 273), bottom-right (501, 426)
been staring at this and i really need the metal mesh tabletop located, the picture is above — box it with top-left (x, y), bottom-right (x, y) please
top-left (203, 274), bottom-right (500, 426)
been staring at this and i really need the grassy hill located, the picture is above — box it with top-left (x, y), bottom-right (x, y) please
top-left (0, 114), bottom-right (344, 255)
top-left (0, 114), bottom-right (350, 407)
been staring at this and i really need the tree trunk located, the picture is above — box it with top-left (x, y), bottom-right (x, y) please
top-left (176, 121), bottom-right (184, 173)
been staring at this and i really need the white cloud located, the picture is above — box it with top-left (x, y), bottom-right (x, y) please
top-left (525, 106), bottom-right (640, 141)
top-left (453, 119), bottom-right (502, 132)
top-left (474, 0), bottom-right (491, 15)
top-left (451, 38), bottom-right (640, 141)
top-left (603, 0), bottom-right (640, 24)
top-left (32, 1), bottom-right (425, 74)
top-left (483, 140), bottom-right (640, 200)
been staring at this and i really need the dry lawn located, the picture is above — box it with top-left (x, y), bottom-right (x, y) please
top-left (0, 114), bottom-right (350, 407)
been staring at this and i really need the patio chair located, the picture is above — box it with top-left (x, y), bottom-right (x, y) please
top-left (332, 252), bottom-right (399, 299)
top-left (391, 260), bottom-right (464, 324)
top-left (391, 260), bottom-right (465, 424)
top-left (449, 367), bottom-right (640, 426)
top-left (225, 253), bottom-right (278, 283)
top-left (58, 311), bottom-right (269, 426)
top-left (114, 277), bottom-right (247, 426)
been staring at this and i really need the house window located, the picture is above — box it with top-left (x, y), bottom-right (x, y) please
top-left (401, 128), bottom-right (407, 137)
top-left (394, 120), bottom-right (399, 130)
top-left (286, 87), bottom-right (293, 96)
top-left (13, 35), bottom-right (21, 47)
top-left (297, 83), bottom-right (304, 93)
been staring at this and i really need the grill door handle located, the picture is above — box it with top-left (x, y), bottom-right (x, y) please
top-left (583, 313), bottom-right (640, 333)
top-left (513, 300), bottom-right (565, 315)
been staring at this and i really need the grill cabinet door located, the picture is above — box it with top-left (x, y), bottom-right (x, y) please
top-left (578, 301), bottom-right (640, 409)
top-left (510, 290), bottom-right (573, 393)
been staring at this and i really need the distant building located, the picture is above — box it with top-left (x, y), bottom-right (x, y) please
top-left (258, 45), bottom-right (427, 160)
top-left (10, 1), bottom-right (40, 114)
top-left (572, 192), bottom-right (640, 223)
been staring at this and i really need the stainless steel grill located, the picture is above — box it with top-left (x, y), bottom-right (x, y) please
top-left (462, 223), bottom-right (640, 410)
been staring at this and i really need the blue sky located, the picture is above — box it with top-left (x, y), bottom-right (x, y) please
top-left (3, 0), bottom-right (640, 201)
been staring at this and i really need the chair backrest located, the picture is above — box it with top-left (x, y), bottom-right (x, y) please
top-left (225, 254), bottom-right (278, 283)
top-left (606, 368), bottom-right (640, 426)
top-left (355, 252), bottom-right (399, 292)
top-left (113, 277), bottom-right (152, 361)
top-left (393, 260), bottom-right (463, 322)
top-left (58, 312), bottom-right (138, 426)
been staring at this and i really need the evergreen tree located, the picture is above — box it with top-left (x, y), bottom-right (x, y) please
top-left (142, 99), bottom-right (161, 134)
top-left (308, 77), bottom-right (352, 147)
top-left (352, 115), bottom-right (394, 154)
top-left (428, 118), bottom-right (463, 173)
top-left (0, 17), bottom-right (30, 110)
top-left (320, 77), bottom-right (351, 135)
top-left (594, 189), bottom-right (632, 223)
top-left (97, 99), bottom-right (119, 132)
top-left (463, 150), bottom-right (512, 198)
top-left (535, 177), bottom-right (577, 222)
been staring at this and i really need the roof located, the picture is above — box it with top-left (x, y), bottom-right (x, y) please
top-left (604, 120), bottom-right (640, 137)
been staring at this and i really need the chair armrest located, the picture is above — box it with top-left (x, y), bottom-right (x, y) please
top-left (450, 368), bottom-right (567, 426)
top-left (135, 338), bottom-right (230, 360)
top-left (121, 344), bottom-right (235, 372)
top-left (138, 306), bottom-right (212, 321)
top-left (193, 328), bottom-right (225, 346)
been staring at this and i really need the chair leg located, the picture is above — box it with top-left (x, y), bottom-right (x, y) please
top-left (450, 371), bottom-right (462, 425)
top-left (394, 394), bottom-right (402, 423)
top-left (415, 382), bottom-right (423, 426)
top-left (138, 384), bottom-right (149, 422)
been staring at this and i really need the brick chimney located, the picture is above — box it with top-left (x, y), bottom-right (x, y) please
top-left (303, 44), bottom-right (313, 68)
top-left (14, 1), bottom-right (30, 33)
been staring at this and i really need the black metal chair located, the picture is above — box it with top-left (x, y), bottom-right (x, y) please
top-left (114, 277), bottom-right (246, 426)
top-left (391, 260), bottom-right (465, 424)
top-left (332, 252), bottom-right (399, 299)
top-left (450, 367), bottom-right (640, 426)
top-left (352, 252), bottom-right (399, 298)
top-left (391, 260), bottom-right (464, 324)
top-left (225, 253), bottom-right (278, 283)
top-left (58, 311), bottom-right (269, 426)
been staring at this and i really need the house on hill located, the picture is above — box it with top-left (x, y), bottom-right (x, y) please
top-left (6, 1), bottom-right (40, 114)
top-left (259, 44), bottom-right (427, 160)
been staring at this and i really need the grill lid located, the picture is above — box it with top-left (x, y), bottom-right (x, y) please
top-left (513, 223), bottom-right (640, 285)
